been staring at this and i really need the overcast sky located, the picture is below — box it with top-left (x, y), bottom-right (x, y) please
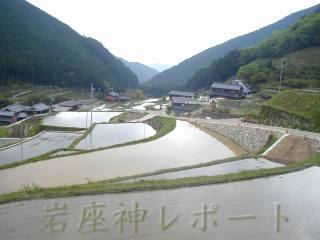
top-left (27, 0), bottom-right (319, 66)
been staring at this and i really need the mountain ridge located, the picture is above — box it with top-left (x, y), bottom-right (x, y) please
top-left (187, 12), bottom-right (320, 91)
top-left (0, 0), bottom-right (138, 90)
top-left (145, 3), bottom-right (320, 95)
top-left (118, 57), bottom-right (158, 83)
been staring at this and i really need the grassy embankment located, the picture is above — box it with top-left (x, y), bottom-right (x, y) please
top-left (257, 134), bottom-right (278, 154)
top-left (0, 116), bottom-right (85, 139)
top-left (0, 83), bottom-right (97, 107)
top-left (0, 116), bottom-right (176, 170)
top-left (68, 111), bottom-right (148, 148)
top-left (0, 153), bottom-right (319, 205)
top-left (108, 111), bottom-right (148, 123)
top-left (260, 90), bottom-right (320, 131)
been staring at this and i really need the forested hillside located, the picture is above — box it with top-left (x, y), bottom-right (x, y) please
top-left (0, 0), bottom-right (138, 90)
top-left (187, 12), bottom-right (320, 90)
top-left (119, 57), bottom-right (159, 83)
top-left (144, 3), bottom-right (320, 95)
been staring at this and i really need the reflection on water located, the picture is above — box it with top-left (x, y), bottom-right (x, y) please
top-left (76, 123), bottom-right (156, 150)
top-left (0, 132), bottom-right (81, 165)
top-left (2, 167), bottom-right (319, 239)
top-left (0, 139), bottom-right (19, 148)
top-left (126, 158), bottom-right (284, 182)
top-left (0, 121), bottom-right (237, 192)
top-left (43, 111), bottom-right (121, 128)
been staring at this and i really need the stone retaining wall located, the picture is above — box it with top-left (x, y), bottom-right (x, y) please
top-left (198, 122), bottom-right (284, 153)
top-left (310, 138), bottom-right (320, 153)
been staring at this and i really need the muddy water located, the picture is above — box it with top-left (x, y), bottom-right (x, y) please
top-left (0, 132), bottom-right (81, 165)
top-left (0, 167), bottom-right (319, 239)
top-left (126, 158), bottom-right (284, 182)
top-left (0, 121), bottom-right (236, 193)
top-left (42, 111), bottom-right (121, 128)
top-left (75, 123), bottom-right (156, 150)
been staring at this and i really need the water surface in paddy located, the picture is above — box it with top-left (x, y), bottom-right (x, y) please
top-left (1, 167), bottom-right (319, 239)
top-left (0, 121), bottom-right (237, 193)
top-left (126, 158), bottom-right (283, 182)
top-left (42, 111), bottom-right (121, 128)
top-left (0, 138), bottom-right (19, 148)
top-left (76, 123), bottom-right (156, 150)
top-left (132, 98), bottom-right (160, 110)
top-left (0, 132), bottom-right (81, 165)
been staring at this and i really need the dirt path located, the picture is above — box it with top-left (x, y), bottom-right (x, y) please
top-left (265, 135), bottom-right (315, 164)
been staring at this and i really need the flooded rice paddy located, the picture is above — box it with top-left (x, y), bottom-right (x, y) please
top-left (75, 123), bottom-right (156, 150)
top-left (132, 98), bottom-right (160, 110)
top-left (0, 138), bottom-right (19, 148)
top-left (42, 111), bottom-right (121, 128)
top-left (0, 121), bottom-right (237, 193)
top-left (125, 158), bottom-right (283, 182)
top-left (0, 167), bottom-right (319, 239)
top-left (0, 132), bottom-right (81, 165)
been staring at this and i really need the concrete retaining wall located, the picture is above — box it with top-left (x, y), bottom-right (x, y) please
top-left (199, 122), bottom-right (284, 153)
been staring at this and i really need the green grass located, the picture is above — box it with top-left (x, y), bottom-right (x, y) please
top-left (68, 123), bottom-right (96, 149)
top-left (265, 90), bottom-right (320, 119)
top-left (0, 116), bottom-right (84, 139)
top-left (0, 127), bottom-right (11, 138)
top-left (257, 134), bottom-right (278, 154)
top-left (109, 111), bottom-right (147, 123)
top-left (248, 46), bottom-right (320, 90)
top-left (0, 153), bottom-right (319, 205)
top-left (107, 154), bottom-right (255, 183)
top-left (216, 99), bottom-right (262, 117)
top-left (263, 89), bottom-right (320, 131)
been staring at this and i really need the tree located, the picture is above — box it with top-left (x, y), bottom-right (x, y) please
top-left (237, 63), bottom-right (268, 85)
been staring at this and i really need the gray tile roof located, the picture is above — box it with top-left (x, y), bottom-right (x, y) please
top-left (168, 91), bottom-right (194, 97)
top-left (59, 100), bottom-right (80, 107)
top-left (209, 90), bottom-right (240, 98)
top-left (0, 111), bottom-right (15, 117)
top-left (77, 99), bottom-right (97, 105)
top-left (32, 103), bottom-right (50, 112)
top-left (3, 104), bottom-right (26, 113)
top-left (171, 96), bottom-right (193, 104)
top-left (211, 82), bottom-right (242, 91)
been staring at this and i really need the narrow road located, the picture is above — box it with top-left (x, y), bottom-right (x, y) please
top-left (11, 89), bottom-right (32, 98)
top-left (134, 107), bottom-right (320, 140)
top-left (176, 116), bottom-right (320, 140)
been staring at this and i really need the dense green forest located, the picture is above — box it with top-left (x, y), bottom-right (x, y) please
top-left (144, 3), bottom-right (320, 95)
top-left (187, 12), bottom-right (320, 90)
top-left (0, 0), bottom-right (138, 91)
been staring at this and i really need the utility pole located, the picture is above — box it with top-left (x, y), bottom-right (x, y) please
top-left (279, 58), bottom-right (284, 93)
top-left (245, 94), bottom-right (247, 118)
top-left (19, 124), bottom-right (25, 161)
top-left (90, 82), bottom-right (94, 99)
top-left (90, 82), bottom-right (94, 126)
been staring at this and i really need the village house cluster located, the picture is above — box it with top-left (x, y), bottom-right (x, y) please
top-left (0, 103), bottom-right (50, 125)
top-left (168, 80), bottom-right (252, 110)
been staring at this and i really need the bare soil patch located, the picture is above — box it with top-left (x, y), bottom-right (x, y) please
top-left (265, 135), bottom-right (315, 164)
